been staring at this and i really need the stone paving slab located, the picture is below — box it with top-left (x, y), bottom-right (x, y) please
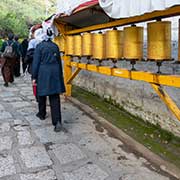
top-left (51, 143), bottom-right (86, 165)
top-left (17, 131), bottom-right (34, 145)
top-left (19, 146), bottom-right (53, 168)
top-left (2, 97), bottom-right (23, 103)
top-left (78, 132), bottom-right (112, 152)
top-left (62, 164), bottom-right (109, 180)
top-left (0, 136), bottom-right (13, 151)
top-left (0, 155), bottom-right (16, 178)
top-left (0, 104), bottom-right (5, 111)
top-left (0, 92), bottom-right (15, 98)
top-left (0, 123), bottom-right (10, 133)
top-left (0, 74), bottom-right (174, 180)
top-left (0, 111), bottom-right (13, 119)
top-left (35, 127), bottom-right (69, 144)
top-left (10, 102), bottom-right (32, 109)
top-left (20, 169), bottom-right (56, 180)
top-left (17, 107), bottom-right (37, 116)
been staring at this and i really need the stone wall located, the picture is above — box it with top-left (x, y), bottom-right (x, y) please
top-left (72, 59), bottom-right (180, 137)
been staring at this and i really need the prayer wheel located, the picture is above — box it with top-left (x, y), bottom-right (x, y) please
top-left (53, 35), bottom-right (65, 52)
top-left (147, 21), bottom-right (171, 60)
top-left (92, 32), bottom-right (105, 60)
top-left (73, 35), bottom-right (82, 57)
top-left (82, 32), bottom-right (92, 57)
top-left (105, 29), bottom-right (123, 59)
top-left (123, 26), bottom-right (143, 60)
top-left (53, 36), bottom-right (58, 44)
top-left (66, 35), bottom-right (74, 55)
top-left (59, 35), bottom-right (65, 52)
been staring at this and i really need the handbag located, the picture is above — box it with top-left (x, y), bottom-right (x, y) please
top-left (32, 83), bottom-right (37, 96)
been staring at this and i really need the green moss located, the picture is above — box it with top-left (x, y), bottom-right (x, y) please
top-left (72, 85), bottom-right (180, 168)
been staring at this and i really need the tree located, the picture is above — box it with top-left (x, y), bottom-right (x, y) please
top-left (0, 0), bottom-right (56, 37)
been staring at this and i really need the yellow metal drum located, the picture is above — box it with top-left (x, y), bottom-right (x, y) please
top-left (82, 32), bottom-right (92, 57)
top-left (123, 26), bottom-right (143, 60)
top-left (92, 33), bottom-right (105, 60)
top-left (73, 35), bottom-right (82, 57)
top-left (105, 30), bottom-right (123, 59)
top-left (147, 21), bottom-right (171, 60)
top-left (66, 35), bottom-right (74, 55)
top-left (53, 35), bottom-right (65, 52)
top-left (59, 35), bottom-right (65, 52)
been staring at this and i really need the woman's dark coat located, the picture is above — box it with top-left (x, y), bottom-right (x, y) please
top-left (32, 40), bottom-right (65, 96)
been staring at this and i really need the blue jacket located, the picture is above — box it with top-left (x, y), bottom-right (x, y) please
top-left (32, 40), bottom-right (65, 96)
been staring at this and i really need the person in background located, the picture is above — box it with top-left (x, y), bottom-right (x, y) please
top-left (25, 28), bottom-right (43, 75)
top-left (0, 33), bottom-right (18, 87)
top-left (32, 28), bottom-right (66, 132)
top-left (14, 35), bottom-right (21, 77)
top-left (20, 38), bottom-right (28, 73)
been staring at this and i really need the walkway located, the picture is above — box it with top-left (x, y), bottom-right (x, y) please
top-left (0, 74), bottom-right (173, 180)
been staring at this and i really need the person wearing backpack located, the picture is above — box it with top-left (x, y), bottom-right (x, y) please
top-left (0, 33), bottom-right (18, 87)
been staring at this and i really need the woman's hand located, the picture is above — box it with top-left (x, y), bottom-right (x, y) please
top-left (32, 79), bottom-right (36, 85)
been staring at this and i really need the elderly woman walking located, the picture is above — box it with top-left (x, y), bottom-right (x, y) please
top-left (32, 28), bottom-right (66, 132)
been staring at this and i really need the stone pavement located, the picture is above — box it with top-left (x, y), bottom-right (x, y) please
top-left (0, 74), bottom-right (173, 180)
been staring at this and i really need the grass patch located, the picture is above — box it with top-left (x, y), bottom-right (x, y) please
top-left (72, 85), bottom-right (180, 168)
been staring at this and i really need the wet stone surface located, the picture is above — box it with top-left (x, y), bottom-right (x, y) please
top-left (0, 73), bottom-right (174, 180)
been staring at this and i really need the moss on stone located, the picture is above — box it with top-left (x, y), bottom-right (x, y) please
top-left (72, 85), bottom-right (180, 168)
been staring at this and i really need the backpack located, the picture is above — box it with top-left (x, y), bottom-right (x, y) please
top-left (3, 41), bottom-right (15, 58)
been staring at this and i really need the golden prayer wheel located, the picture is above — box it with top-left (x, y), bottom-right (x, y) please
top-left (123, 26), bottom-right (143, 60)
top-left (66, 35), bottom-right (74, 55)
top-left (53, 36), bottom-right (58, 44)
top-left (73, 35), bottom-right (82, 57)
top-left (92, 33), bottom-right (105, 60)
top-left (105, 29), bottom-right (123, 59)
top-left (82, 32), bottom-right (92, 57)
top-left (53, 35), bottom-right (65, 52)
top-left (59, 35), bottom-right (65, 52)
top-left (147, 21), bottom-right (171, 60)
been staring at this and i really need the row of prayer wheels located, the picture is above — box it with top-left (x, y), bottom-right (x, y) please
top-left (54, 21), bottom-right (172, 61)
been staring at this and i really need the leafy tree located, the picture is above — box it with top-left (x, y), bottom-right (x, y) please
top-left (0, 0), bottom-right (56, 37)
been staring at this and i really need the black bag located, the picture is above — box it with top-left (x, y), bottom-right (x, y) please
top-left (24, 48), bottom-right (35, 64)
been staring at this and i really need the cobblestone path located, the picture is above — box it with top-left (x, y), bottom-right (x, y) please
top-left (0, 74), bottom-right (172, 180)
